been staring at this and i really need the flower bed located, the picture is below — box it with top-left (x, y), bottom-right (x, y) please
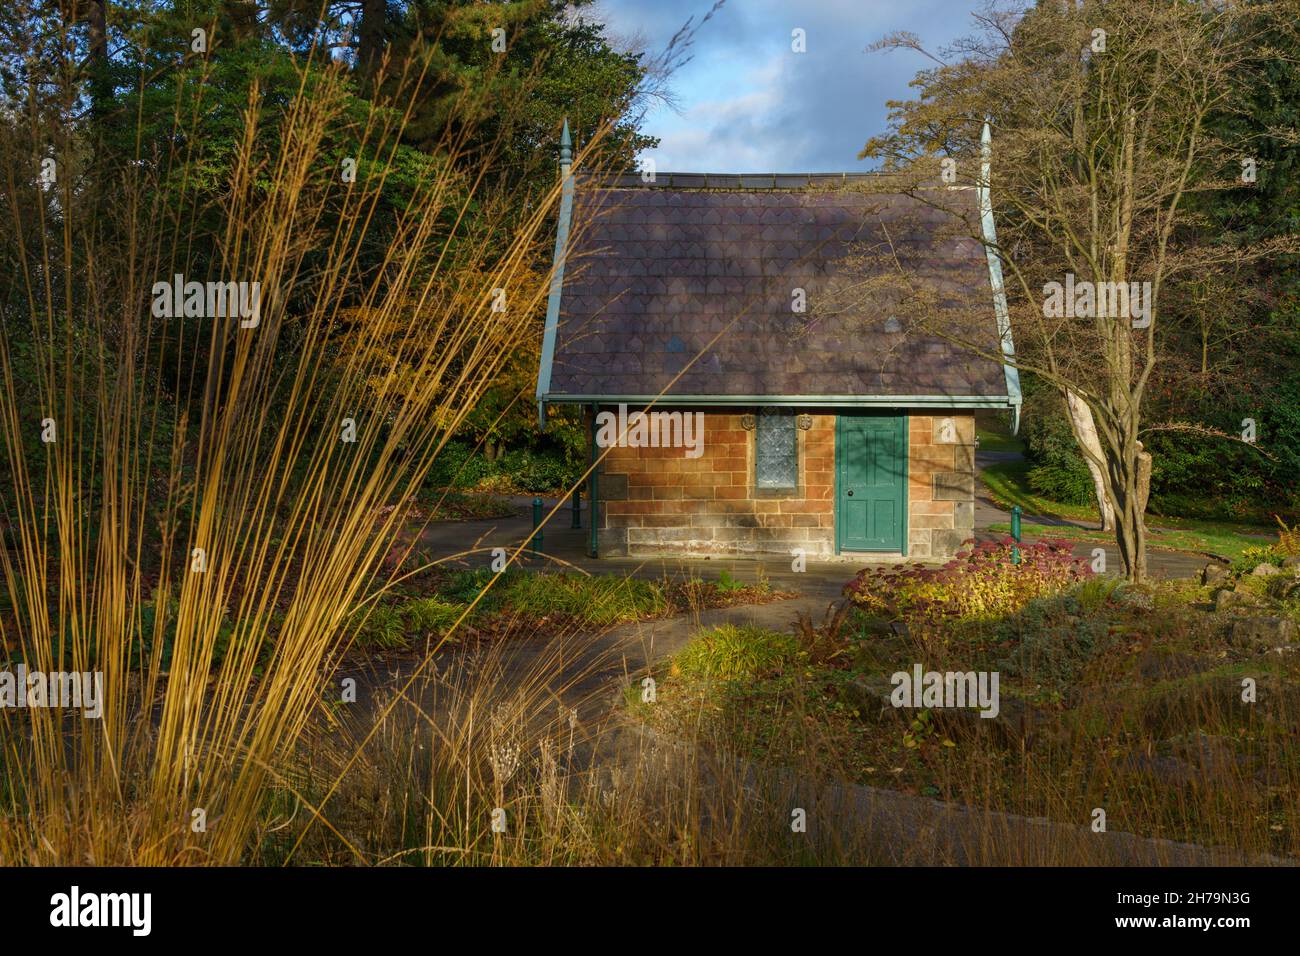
top-left (844, 537), bottom-right (1094, 629)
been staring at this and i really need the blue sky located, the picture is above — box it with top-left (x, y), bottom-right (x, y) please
top-left (591, 0), bottom-right (983, 173)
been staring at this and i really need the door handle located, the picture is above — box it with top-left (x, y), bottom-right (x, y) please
top-left (846, 489), bottom-right (854, 496)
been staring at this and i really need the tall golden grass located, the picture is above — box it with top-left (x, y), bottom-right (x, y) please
top-left (0, 20), bottom-right (578, 864)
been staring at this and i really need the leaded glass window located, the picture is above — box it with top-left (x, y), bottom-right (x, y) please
top-left (755, 408), bottom-right (798, 490)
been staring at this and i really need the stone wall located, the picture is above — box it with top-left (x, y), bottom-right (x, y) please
top-left (596, 409), bottom-right (834, 557)
top-left (593, 407), bottom-right (975, 560)
top-left (906, 413), bottom-right (977, 560)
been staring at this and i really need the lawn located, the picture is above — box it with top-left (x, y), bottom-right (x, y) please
top-left (979, 458), bottom-right (1096, 521)
top-left (974, 426), bottom-right (1025, 455)
top-left (349, 566), bottom-right (797, 650)
top-left (980, 458), bottom-right (1275, 560)
top-left (988, 520), bottom-right (1271, 561)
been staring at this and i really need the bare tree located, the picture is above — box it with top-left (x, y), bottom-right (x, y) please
top-left (852, 0), bottom-right (1300, 582)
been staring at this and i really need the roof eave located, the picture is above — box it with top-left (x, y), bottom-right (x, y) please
top-left (535, 120), bottom-right (574, 431)
top-left (979, 122), bottom-right (1023, 434)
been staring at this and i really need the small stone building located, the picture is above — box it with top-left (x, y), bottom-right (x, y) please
top-left (535, 151), bottom-right (1020, 561)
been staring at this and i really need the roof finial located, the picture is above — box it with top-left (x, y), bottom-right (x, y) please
top-left (560, 117), bottom-right (572, 167)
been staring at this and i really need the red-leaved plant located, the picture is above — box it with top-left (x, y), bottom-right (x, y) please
top-left (844, 537), bottom-right (1094, 628)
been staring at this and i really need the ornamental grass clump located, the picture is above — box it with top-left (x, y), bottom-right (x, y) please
top-left (844, 538), bottom-right (1094, 629)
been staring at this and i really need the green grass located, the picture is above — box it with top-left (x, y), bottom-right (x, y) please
top-left (988, 520), bottom-right (1269, 560)
top-left (500, 571), bottom-right (668, 627)
top-left (671, 624), bottom-right (798, 682)
top-left (981, 459), bottom-right (1275, 559)
top-left (975, 426), bottom-right (1025, 455)
top-left (979, 458), bottom-right (1097, 521)
top-left (351, 569), bottom-right (669, 650)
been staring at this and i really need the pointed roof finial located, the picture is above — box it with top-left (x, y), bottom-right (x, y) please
top-left (560, 118), bottom-right (572, 166)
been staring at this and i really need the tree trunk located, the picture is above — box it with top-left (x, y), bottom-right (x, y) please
top-left (1111, 440), bottom-right (1151, 583)
top-left (358, 0), bottom-right (387, 85)
top-left (1064, 389), bottom-right (1115, 532)
top-left (86, 0), bottom-right (110, 121)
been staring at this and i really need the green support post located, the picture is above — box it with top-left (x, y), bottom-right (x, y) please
top-left (1011, 504), bottom-right (1022, 564)
top-left (571, 488), bottom-right (581, 528)
top-left (532, 497), bottom-right (544, 557)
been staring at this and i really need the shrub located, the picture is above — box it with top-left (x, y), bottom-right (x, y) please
top-left (844, 538), bottom-right (1094, 628)
top-left (403, 597), bottom-right (467, 636)
top-left (1027, 461), bottom-right (1096, 506)
top-left (497, 447), bottom-right (579, 494)
top-left (995, 591), bottom-right (1116, 691)
top-left (1232, 544), bottom-right (1286, 575)
top-left (424, 441), bottom-right (581, 495)
top-left (672, 625), bottom-right (799, 682)
top-left (355, 605), bottom-right (408, 648)
top-left (501, 572), bottom-right (667, 627)
top-left (1020, 379), bottom-right (1096, 505)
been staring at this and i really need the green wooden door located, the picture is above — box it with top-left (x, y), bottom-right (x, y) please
top-left (836, 414), bottom-right (907, 552)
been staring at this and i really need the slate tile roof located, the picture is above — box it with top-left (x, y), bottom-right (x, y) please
top-left (542, 173), bottom-right (1011, 401)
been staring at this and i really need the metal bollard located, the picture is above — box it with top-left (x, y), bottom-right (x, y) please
top-left (1011, 504), bottom-right (1022, 564)
top-left (532, 496), bottom-right (544, 556)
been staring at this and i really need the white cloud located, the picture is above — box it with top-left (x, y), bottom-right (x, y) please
top-left (598, 0), bottom-right (980, 172)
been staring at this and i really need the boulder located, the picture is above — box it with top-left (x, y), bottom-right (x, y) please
top-left (1251, 563), bottom-right (1282, 577)
top-left (1226, 615), bottom-right (1297, 650)
top-left (1134, 648), bottom-right (1214, 681)
top-left (1268, 577), bottom-right (1300, 602)
top-left (840, 674), bottom-right (896, 722)
top-left (1201, 561), bottom-right (1231, 586)
top-left (1119, 753), bottom-right (1197, 786)
top-left (1214, 588), bottom-right (1259, 613)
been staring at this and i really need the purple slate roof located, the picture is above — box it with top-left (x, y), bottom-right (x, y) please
top-left (541, 173), bottom-right (1011, 402)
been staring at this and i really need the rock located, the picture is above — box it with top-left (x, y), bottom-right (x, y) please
top-left (1201, 561), bottom-right (1231, 586)
top-left (1281, 555), bottom-right (1300, 571)
top-left (1226, 615), bottom-right (1297, 649)
top-left (1269, 577), bottom-right (1300, 602)
top-left (1119, 753), bottom-right (1198, 786)
top-left (1252, 563), bottom-right (1282, 577)
top-left (1214, 588), bottom-right (1257, 613)
top-left (926, 695), bottom-right (1058, 750)
top-left (1134, 648), bottom-right (1213, 681)
top-left (840, 675), bottom-right (895, 721)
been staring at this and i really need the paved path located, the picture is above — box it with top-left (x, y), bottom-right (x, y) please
top-left (420, 465), bottom-right (1206, 584)
top-left (334, 481), bottom-right (1251, 865)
